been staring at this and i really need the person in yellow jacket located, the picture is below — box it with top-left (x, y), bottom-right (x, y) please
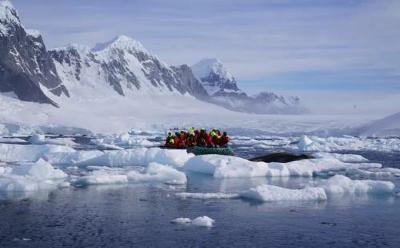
top-left (165, 132), bottom-right (175, 147)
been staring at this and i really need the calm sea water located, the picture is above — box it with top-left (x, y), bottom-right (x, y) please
top-left (0, 137), bottom-right (399, 248)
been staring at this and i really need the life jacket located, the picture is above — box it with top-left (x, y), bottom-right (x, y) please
top-left (166, 135), bottom-right (175, 147)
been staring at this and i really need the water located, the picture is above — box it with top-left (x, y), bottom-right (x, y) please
top-left (1, 135), bottom-right (400, 247)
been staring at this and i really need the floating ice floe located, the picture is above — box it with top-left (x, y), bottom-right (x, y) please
top-left (316, 175), bottom-right (395, 196)
top-left (345, 168), bottom-right (394, 179)
top-left (240, 184), bottom-right (327, 202)
top-left (172, 216), bottom-right (215, 228)
top-left (176, 192), bottom-right (240, 200)
top-left (185, 175), bottom-right (396, 203)
top-left (75, 162), bottom-right (187, 186)
top-left (0, 159), bottom-right (67, 193)
top-left (44, 150), bottom-right (104, 165)
top-left (184, 155), bottom-right (381, 178)
top-left (0, 143), bottom-right (76, 163)
top-left (76, 148), bottom-right (194, 168)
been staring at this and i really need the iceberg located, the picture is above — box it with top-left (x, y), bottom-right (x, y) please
top-left (0, 159), bottom-right (67, 193)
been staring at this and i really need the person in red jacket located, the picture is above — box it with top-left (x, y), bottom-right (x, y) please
top-left (205, 132), bottom-right (214, 147)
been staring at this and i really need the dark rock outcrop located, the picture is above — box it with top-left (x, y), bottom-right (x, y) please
top-left (0, 1), bottom-right (68, 106)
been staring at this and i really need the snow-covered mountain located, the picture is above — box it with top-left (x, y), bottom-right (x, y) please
top-left (192, 59), bottom-right (305, 114)
top-left (0, 0), bottom-right (68, 106)
top-left (191, 58), bottom-right (245, 97)
top-left (50, 36), bottom-right (208, 100)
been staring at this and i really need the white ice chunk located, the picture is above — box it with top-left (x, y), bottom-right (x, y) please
top-left (128, 162), bottom-right (187, 185)
top-left (172, 216), bottom-right (215, 227)
top-left (0, 144), bottom-right (76, 163)
top-left (380, 167), bottom-right (400, 176)
top-left (13, 159), bottom-right (67, 180)
top-left (191, 216), bottom-right (215, 227)
top-left (345, 168), bottom-right (394, 179)
top-left (114, 133), bottom-right (155, 147)
top-left (0, 159), bottom-right (67, 193)
top-left (317, 175), bottom-right (395, 196)
top-left (77, 148), bottom-right (194, 168)
top-left (184, 155), bottom-right (381, 178)
top-left (240, 184), bottom-right (327, 202)
top-left (297, 135), bottom-right (314, 151)
top-left (76, 163), bottom-right (187, 186)
top-left (176, 192), bottom-right (239, 199)
top-left (44, 150), bottom-right (104, 165)
top-left (76, 170), bottom-right (129, 185)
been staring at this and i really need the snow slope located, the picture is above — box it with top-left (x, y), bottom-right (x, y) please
top-left (0, 91), bottom-right (379, 134)
top-left (360, 112), bottom-right (400, 137)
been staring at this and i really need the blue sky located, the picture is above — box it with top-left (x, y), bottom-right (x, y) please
top-left (11, 0), bottom-right (400, 114)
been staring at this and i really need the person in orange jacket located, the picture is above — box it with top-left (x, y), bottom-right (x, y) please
top-left (174, 132), bottom-right (185, 148)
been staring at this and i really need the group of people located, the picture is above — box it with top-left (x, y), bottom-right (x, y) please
top-left (165, 128), bottom-right (230, 149)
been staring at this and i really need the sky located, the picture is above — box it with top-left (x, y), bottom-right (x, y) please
top-left (11, 0), bottom-right (400, 114)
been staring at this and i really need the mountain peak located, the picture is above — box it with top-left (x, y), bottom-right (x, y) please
top-left (91, 35), bottom-right (148, 54)
top-left (0, 0), bottom-right (21, 35)
top-left (192, 58), bottom-right (234, 82)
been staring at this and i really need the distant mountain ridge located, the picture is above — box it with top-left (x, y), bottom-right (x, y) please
top-left (0, 0), bottom-right (305, 114)
top-left (192, 59), bottom-right (305, 114)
